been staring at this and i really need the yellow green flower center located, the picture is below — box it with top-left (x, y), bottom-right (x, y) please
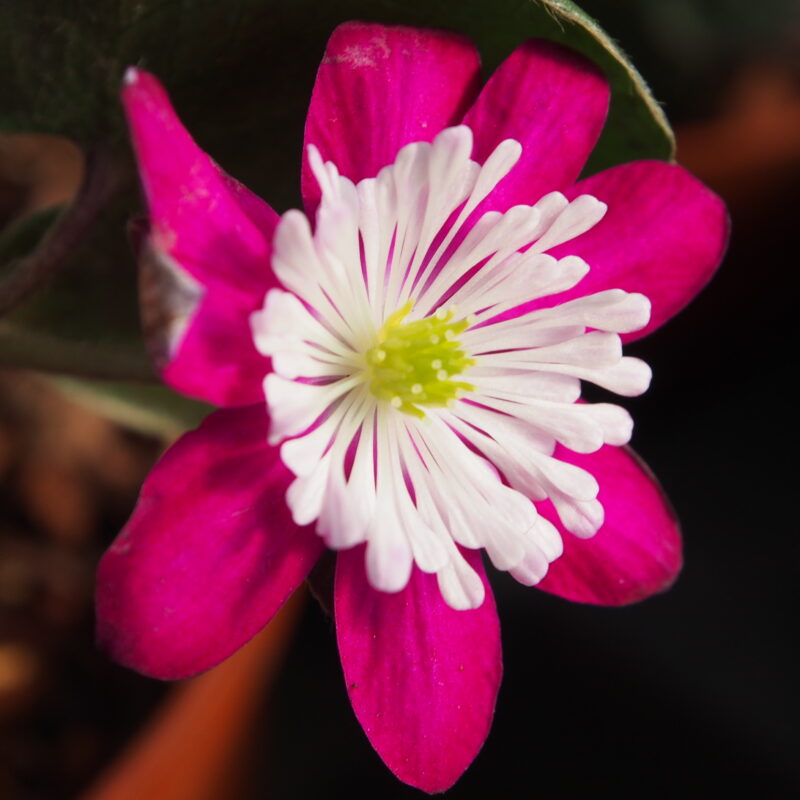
top-left (365, 301), bottom-right (475, 418)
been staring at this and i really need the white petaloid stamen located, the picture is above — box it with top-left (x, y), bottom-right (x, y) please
top-left (249, 125), bottom-right (652, 610)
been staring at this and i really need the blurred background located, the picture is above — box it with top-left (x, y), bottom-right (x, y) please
top-left (1, 0), bottom-right (798, 797)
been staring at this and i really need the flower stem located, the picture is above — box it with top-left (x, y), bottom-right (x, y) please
top-left (0, 143), bottom-right (123, 316)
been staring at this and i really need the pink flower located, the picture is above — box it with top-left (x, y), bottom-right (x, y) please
top-left (97, 22), bottom-right (728, 793)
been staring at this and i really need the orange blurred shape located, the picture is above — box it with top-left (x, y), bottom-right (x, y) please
top-left (677, 63), bottom-right (800, 206)
top-left (81, 591), bottom-right (305, 800)
top-left (0, 642), bottom-right (42, 717)
top-left (0, 133), bottom-right (83, 216)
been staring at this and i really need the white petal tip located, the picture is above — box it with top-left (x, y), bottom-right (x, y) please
top-left (637, 364), bottom-right (654, 395)
top-left (367, 572), bottom-right (411, 595)
top-left (366, 540), bottom-right (413, 595)
top-left (578, 194), bottom-right (607, 214)
top-left (447, 593), bottom-right (485, 611)
top-left (122, 66), bottom-right (139, 86)
top-left (437, 559), bottom-right (486, 610)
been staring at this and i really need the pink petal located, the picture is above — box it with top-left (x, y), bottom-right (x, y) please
top-left (123, 68), bottom-right (278, 403)
top-left (537, 445), bottom-right (682, 605)
top-left (96, 405), bottom-right (323, 679)
top-left (302, 22), bottom-right (481, 214)
top-left (335, 547), bottom-right (502, 793)
top-left (160, 291), bottom-right (268, 407)
top-left (122, 68), bottom-right (278, 296)
top-left (463, 39), bottom-right (609, 211)
top-left (138, 236), bottom-right (268, 407)
top-left (550, 160), bottom-right (729, 340)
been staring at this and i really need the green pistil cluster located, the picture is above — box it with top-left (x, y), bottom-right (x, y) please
top-left (365, 301), bottom-right (475, 418)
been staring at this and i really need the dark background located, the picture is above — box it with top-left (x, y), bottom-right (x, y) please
top-left (1, 1), bottom-right (798, 797)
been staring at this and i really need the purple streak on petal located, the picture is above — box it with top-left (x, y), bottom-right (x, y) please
top-left (537, 444), bottom-right (683, 606)
top-left (96, 405), bottom-right (323, 679)
top-left (335, 547), bottom-right (502, 793)
top-left (302, 22), bottom-right (481, 214)
top-left (463, 39), bottom-right (609, 212)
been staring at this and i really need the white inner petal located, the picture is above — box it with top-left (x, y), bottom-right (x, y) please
top-left (251, 125), bottom-right (652, 610)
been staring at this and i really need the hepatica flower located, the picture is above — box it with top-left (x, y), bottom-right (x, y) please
top-left (97, 22), bottom-right (727, 792)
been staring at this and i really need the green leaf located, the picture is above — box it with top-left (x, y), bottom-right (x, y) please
top-left (50, 377), bottom-right (212, 438)
top-left (520, 0), bottom-right (675, 171)
top-left (0, 321), bottom-right (152, 378)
